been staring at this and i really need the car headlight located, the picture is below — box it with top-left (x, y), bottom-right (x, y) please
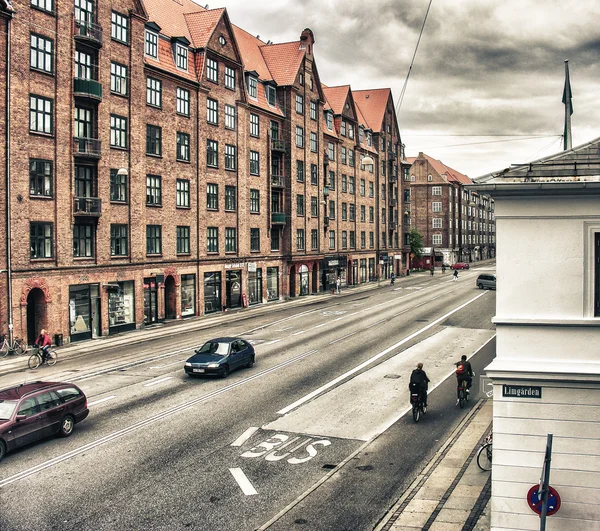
top-left (185, 362), bottom-right (192, 367)
top-left (207, 363), bottom-right (220, 368)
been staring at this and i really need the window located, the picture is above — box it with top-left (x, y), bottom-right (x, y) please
top-left (250, 189), bottom-right (260, 213)
top-left (432, 234), bottom-right (442, 245)
top-left (296, 160), bottom-right (304, 182)
top-left (207, 227), bottom-right (218, 253)
top-left (250, 228), bottom-right (260, 252)
top-left (433, 218), bottom-right (443, 228)
top-left (297, 229), bottom-right (305, 251)
top-left (382, 208), bottom-right (386, 224)
top-left (249, 151), bottom-right (260, 175)
top-left (225, 104), bottom-right (236, 129)
top-left (30, 222), bottom-right (53, 259)
top-left (432, 202), bottom-right (442, 213)
top-left (341, 174), bottom-right (347, 192)
top-left (296, 94), bottom-right (304, 114)
top-left (361, 205), bottom-right (366, 222)
top-left (369, 182), bottom-right (374, 198)
top-left (296, 126), bottom-right (304, 148)
top-left (348, 149), bottom-right (355, 167)
top-left (225, 66), bottom-right (236, 90)
top-left (349, 204), bottom-right (355, 221)
top-left (270, 120), bottom-right (279, 140)
top-left (206, 139), bottom-right (218, 167)
top-left (146, 125), bottom-right (162, 156)
top-left (75, 49), bottom-right (92, 80)
top-left (146, 77), bottom-right (161, 107)
top-left (176, 179), bottom-right (190, 208)
top-left (341, 202), bottom-right (347, 221)
top-left (207, 183), bottom-right (218, 210)
top-left (370, 232), bottom-right (374, 248)
top-left (250, 113), bottom-right (259, 137)
top-left (31, 0), bottom-right (53, 13)
top-left (225, 144), bottom-right (237, 170)
top-left (30, 159), bottom-right (52, 197)
top-left (328, 142), bottom-right (335, 161)
top-left (427, 174), bottom-right (433, 182)
top-left (311, 196), bottom-right (318, 217)
top-left (225, 228), bottom-right (237, 252)
top-left (382, 185), bottom-right (386, 200)
top-left (266, 85), bottom-right (276, 106)
top-left (328, 171), bottom-right (335, 190)
top-left (341, 147), bottom-right (347, 164)
top-left (381, 160), bottom-right (386, 176)
top-left (310, 101), bottom-right (317, 120)
top-left (326, 112), bottom-right (333, 130)
top-left (350, 231), bottom-right (356, 249)
top-left (110, 169), bottom-right (127, 202)
top-left (296, 194), bottom-right (305, 216)
top-left (348, 124), bottom-right (354, 139)
top-left (349, 176), bottom-right (355, 195)
top-left (110, 115), bottom-right (127, 148)
top-left (342, 231), bottom-right (347, 249)
top-left (111, 12), bottom-right (128, 44)
top-left (369, 206), bottom-right (374, 223)
top-left (360, 179), bottom-right (366, 196)
top-left (247, 75), bottom-right (257, 98)
top-left (361, 231), bottom-right (366, 249)
top-left (74, 106), bottom-right (92, 139)
top-left (110, 224), bottom-right (128, 256)
top-left (206, 58), bottom-right (218, 83)
top-left (341, 120), bottom-right (347, 136)
top-left (225, 186), bottom-right (236, 211)
top-left (175, 44), bottom-right (188, 70)
top-left (177, 87), bottom-right (190, 116)
top-left (329, 230), bottom-right (335, 249)
top-left (177, 132), bottom-right (190, 161)
top-left (30, 34), bottom-right (53, 73)
top-left (432, 186), bottom-right (442, 196)
top-left (310, 164), bottom-right (318, 185)
top-left (29, 95), bottom-right (53, 134)
top-left (310, 132), bottom-right (318, 152)
top-left (299, 72), bottom-right (304, 86)
top-left (145, 30), bottom-right (158, 58)
top-left (206, 98), bottom-right (218, 125)
top-left (73, 224), bottom-right (94, 258)
top-left (311, 229), bottom-right (318, 250)
top-left (146, 174), bottom-right (161, 206)
top-left (146, 225), bottom-right (162, 255)
top-left (110, 62), bottom-right (128, 95)
top-left (177, 226), bottom-right (190, 254)
top-left (329, 200), bottom-right (335, 219)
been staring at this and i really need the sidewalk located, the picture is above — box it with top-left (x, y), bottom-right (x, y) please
top-left (376, 399), bottom-right (493, 531)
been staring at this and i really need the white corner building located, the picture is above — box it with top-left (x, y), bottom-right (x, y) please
top-left (470, 137), bottom-right (600, 530)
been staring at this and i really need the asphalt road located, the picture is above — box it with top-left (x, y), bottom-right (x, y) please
top-left (0, 266), bottom-right (496, 531)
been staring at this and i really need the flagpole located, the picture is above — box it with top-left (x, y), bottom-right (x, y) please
top-left (563, 60), bottom-right (572, 150)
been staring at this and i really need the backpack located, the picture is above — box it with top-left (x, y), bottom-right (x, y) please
top-left (456, 362), bottom-right (466, 375)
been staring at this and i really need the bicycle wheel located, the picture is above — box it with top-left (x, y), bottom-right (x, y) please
top-left (28, 353), bottom-right (41, 369)
top-left (412, 404), bottom-right (421, 423)
top-left (459, 390), bottom-right (465, 409)
top-left (46, 350), bottom-right (58, 366)
top-left (0, 342), bottom-right (8, 358)
top-left (16, 339), bottom-right (28, 355)
top-left (477, 442), bottom-right (492, 471)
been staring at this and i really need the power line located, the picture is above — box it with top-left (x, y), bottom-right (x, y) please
top-left (419, 135), bottom-right (561, 149)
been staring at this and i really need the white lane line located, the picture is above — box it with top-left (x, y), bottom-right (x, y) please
top-left (292, 330), bottom-right (306, 336)
top-left (266, 339), bottom-right (282, 345)
top-left (231, 427), bottom-right (259, 447)
top-left (87, 396), bottom-right (116, 407)
top-left (328, 331), bottom-right (358, 345)
top-left (229, 468), bottom-right (258, 495)
top-left (150, 359), bottom-right (186, 369)
top-left (370, 319), bottom-right (387, 327)
top-left (277, 326), bottom-right (294, 332)
top-left (277, 292), bottom-right (488, 415)
top-left (143, 376), bottom-right (174, 387)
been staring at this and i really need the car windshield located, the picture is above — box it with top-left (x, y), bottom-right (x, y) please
top-left (0, 400), bottom-right (17, 420)
top-left (198, 342), bottom-right (230, 356)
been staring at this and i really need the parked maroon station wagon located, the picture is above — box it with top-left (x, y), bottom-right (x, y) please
top-left (0, 381), bottom-right (89, 462)
top-left (451, 262), bottom-right (470, 270)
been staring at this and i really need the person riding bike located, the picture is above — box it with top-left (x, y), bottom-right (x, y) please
top-left (409, 362), bottom-right (430, 407)
top-left (34, 329), bottom-right (52, 363)
top-left (455, 355), bottom-right (474, 397)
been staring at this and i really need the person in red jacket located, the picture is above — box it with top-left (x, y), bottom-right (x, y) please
top-left (34, 329), bottom-right (52, 362)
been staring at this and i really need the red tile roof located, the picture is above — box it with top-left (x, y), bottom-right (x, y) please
top-left (142, 0), bottom-right (205, 39)
top-left (260, 41), bottom-right (305, 86)
top-left (322, 85), bottom-right (351, 116)
top-left (144, 38), bottom-right (198, 82)
top-left (408, 154), bottom-right (472, 184)
top-left (184, 8), bottom-right (225, 49)
top-left (232, 25), bottom-right (273, 81)
top-left (353, 88), bottom-right (390, 132)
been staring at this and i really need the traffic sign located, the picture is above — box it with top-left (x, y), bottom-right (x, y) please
top-left (527, 485), bottom-right (561, 516)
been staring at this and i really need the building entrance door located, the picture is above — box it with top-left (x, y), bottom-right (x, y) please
top-left (226, 270), bottom-right (242, 309)
top-left (144, 277), bottom-right (158, 325)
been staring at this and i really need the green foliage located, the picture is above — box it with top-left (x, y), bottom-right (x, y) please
top-left (409, 229), bottom-right (424, 258)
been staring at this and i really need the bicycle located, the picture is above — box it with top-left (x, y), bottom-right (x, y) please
top-left (28, 346), bottom-right (58, 369)
top-left (476, 431), bottom-right (493, 471)
top-left (409, 383), bottom-right (427, 422)
top-left (457, 378), bottom-right (470, 409)
top-left (0, 334), bottom-right (28, 357)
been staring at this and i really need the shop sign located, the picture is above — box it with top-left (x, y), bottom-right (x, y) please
top-left (247, 262), bottom-right (257, 272)
top-left (225, 263), bottom-right (245, 269)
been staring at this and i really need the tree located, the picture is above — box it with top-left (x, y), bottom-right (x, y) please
top-left (408, 229), bottom-right (424, 259)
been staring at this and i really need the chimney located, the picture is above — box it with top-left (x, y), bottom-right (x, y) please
top-left (300, 28), bottom-right (315, 55)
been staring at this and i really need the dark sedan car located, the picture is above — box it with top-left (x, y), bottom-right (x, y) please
top-left (184, 338), bottom-right (255, 378)
top-left (0, 381), bottom-right (89, 462)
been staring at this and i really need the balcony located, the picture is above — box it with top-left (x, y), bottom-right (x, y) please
top-left (389, 221), bottom-right (397, 230)
top-left (73, 137), bottom-right (101, 158)
top-left (388, 173), bottom-right (397, 183)
top-left (271, 139), bottom-right (287, 152)
top-left (389, 197), bottom-right (397, 207)
top-left (74, 78), bottom-right (102, 101)
top-left (271, 212), bottom-right (286, 224)
top-left (271, 174), bottom-right (285, 187)
top-left (323, 153), bottom-right (330, 165)
top-left (74, 20), bottom-right (103, 47)
top-left (73, 197), bottom-right (102, 217)
top-left (324, 216), bottom-right (330, 226)
top-left (388, 151), bottom-right (397, 161)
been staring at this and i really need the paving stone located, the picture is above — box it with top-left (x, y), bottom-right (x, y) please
top-left (434, 507), bottom-right (472, 523)
top-left (393, 509), bottom-right (431, 528)
top-left (427, 522), bottom-right (464, 531)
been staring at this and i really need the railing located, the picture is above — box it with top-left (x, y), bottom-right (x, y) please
top-left (271, 212), bottom-right (286, 224)
top-left (73, 137), bottom-right (101, 158)
top-left (324, 216), bottom-right (329, 226)
top-left (389, 198), bottom-right (397, 207)
top-left (74, 20), bottom-right (103, 47)
top-left (388, 151), bottom-right (397, 161)
top-left (389, 221), bottom-right (397, 230)
top-left (271, 175), bottom-right (285, 187)
top-left (73, 78), bottom-right (102, 101)
top-left (388, 173), bottom-right (397, 183)
top-left (323, 153), bottom-right (330, 165)
top-left (271, 139), bottom-right (287, 152)
top-left (73, 197), bottom-right (102, 216)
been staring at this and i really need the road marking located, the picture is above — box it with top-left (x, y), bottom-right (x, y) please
top-left (370, 319), bottom-right (387, 327)
top-left (143, 376), bottom-right (174, 387)
top-left (231, 427), bottom-right (260, 447)
top-left (328, 331), bottom-right (358, 345)
top-left (276, 326), bottom-right (294, 331)
top-left (266, 339), bottom-right (282, 345)
top-left (87, 396), bottom-right (116, 407)
top-left (150, 359), bottom-right (185, 369)
top-left (229, 468), bottom-right (258, 495)
top-left (277, 292), bottom-right (488, 415)
top-left (292, 330), bottom-right (306, 336)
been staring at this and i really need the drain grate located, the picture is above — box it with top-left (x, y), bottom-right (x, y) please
top-left (322, 464), bottom-right (336, 470)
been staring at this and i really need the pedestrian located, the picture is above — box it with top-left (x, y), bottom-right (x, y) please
top-left (430, 266), bottom-right (434, 276)
top-left (453, 269), bottom-right (458, 282)
top-left (336, 276), bottom-right (341, 295)
top-left (442, 264), bottom-right (446, 273)
top-left (390, 272), bottom-right (395, 285)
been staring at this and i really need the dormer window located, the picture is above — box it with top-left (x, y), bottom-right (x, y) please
top-left (266, 85), bottom-right (276, 106)
top-left (145, 30), bottom-right (158, 58)
top-left (326, 112), bottom-right (333, 131)
top-left (341, 120), bottom-right (346, 136)
top-left (359, 127), bottom-right (364, 143)
top-left (175, 44), bottom-right (188, 71)
top-left (367, 132), bottom-right (372, 147)
top-left (348, 124), bottom-right (354, 139)
top-left (247, 75), bottom-right (257, 98)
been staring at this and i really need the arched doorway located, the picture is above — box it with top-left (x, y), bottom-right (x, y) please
top-left (164, 275), bottom-right (177, 319)
top-left (27, 288), bottom-right (47, 345)
top-left (299, 265), bottom-right (309, 296)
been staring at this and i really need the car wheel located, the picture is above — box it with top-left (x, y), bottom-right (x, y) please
top-left (58, 415), bottom-right (75, 437)
top-left (0, 440), bottom-right (5, 463)
top-left (220, 365), bottom-right (230, 378)
top-left (246, 356), bottom-right (255, 369)
top-left (478, 283), bottom-right (484, 289)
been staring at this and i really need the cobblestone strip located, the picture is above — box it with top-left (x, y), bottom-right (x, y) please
top-left (377, 399), bottom-right (488, 531)
top-left (463, 475), bottom-right (492, 530)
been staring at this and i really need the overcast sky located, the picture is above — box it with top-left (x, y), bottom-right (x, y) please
top-left (216, 0), bottom-right (600, 179)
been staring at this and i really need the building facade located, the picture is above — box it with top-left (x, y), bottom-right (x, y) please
top-left (0, 0), bottom-right (409, 345)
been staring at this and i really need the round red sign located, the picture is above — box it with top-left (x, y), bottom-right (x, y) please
top-left (527, 485), bottom-right (561, 516)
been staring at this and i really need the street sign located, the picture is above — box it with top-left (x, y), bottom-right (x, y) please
top-left (527, 485), bottom-right (561, 516)
top-left (502, 385), bottom-right (542, 398)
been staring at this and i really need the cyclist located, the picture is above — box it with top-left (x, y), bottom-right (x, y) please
top-left (455, 355), bottom-right (474, 397)
top-left (409, 362), bottom-right (430, 407)
top-left (34, 329), bottom-right (52, 363)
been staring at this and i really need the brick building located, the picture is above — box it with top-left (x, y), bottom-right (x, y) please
top-left (407, 153), bottom-right (495, 268)
top-left (0, 0), bottom-right (409, 345)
